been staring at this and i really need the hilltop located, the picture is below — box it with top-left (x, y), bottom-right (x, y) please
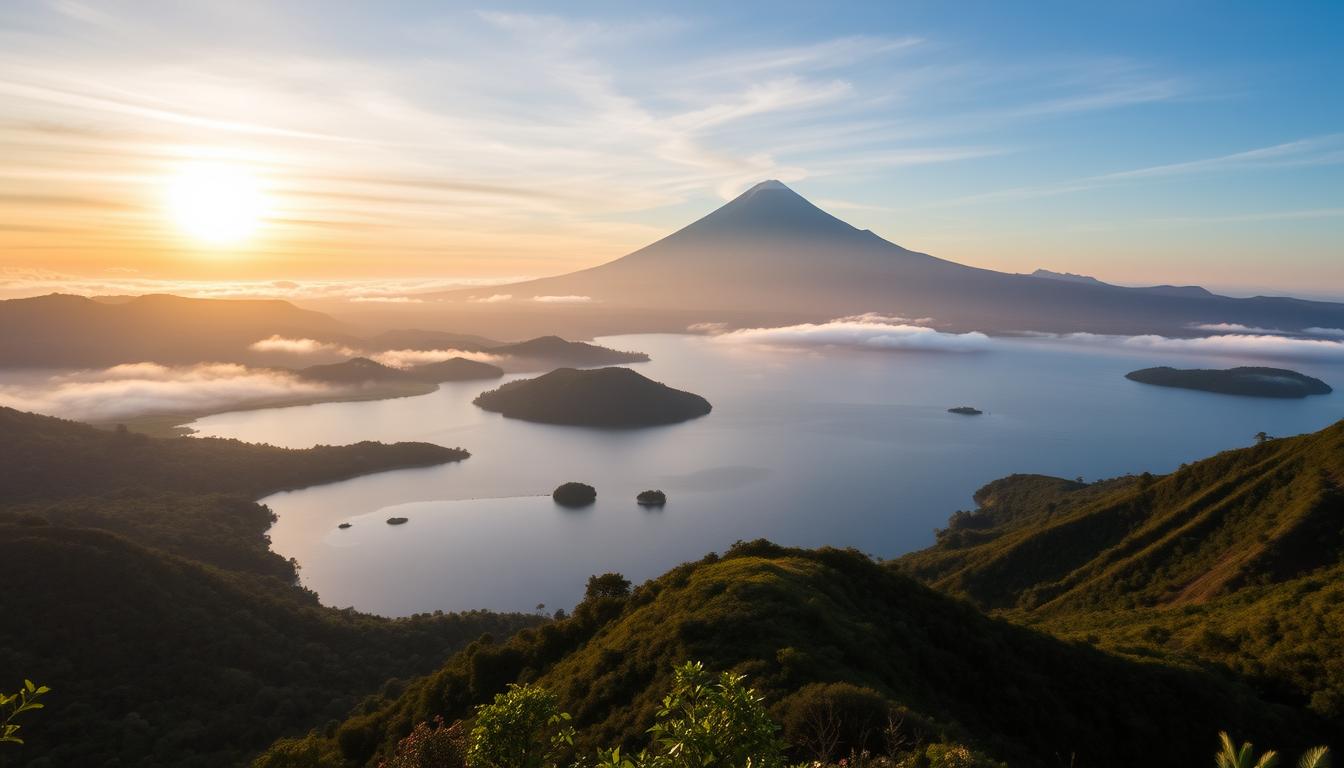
top-left (257, 541), bottom-right (1318, 768)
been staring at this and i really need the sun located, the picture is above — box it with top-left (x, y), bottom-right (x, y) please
top-left (166, 161), bottom-right (267, 246)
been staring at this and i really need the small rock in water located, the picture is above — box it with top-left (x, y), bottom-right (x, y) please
top-left (948, 406), bottom-right (983, 416)
top-left (386, 517), bottom-right (409, 525)
top-left (637, 490), bottom-right (667, 506)
top-left (338, 522), bottom-right (352, 529)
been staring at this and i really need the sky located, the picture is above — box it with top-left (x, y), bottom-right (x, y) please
top-left (1, 0), bottom-right (1341, 300)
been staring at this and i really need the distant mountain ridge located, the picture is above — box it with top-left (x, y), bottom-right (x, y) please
top-left (446, 181), bottom-right (1344, 336)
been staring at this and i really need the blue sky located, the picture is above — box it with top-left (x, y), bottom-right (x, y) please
top-left (0, 0), bottom-right (1340, 299)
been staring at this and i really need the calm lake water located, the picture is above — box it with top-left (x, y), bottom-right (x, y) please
top-left (190, 334), bottom-right (1344, 617)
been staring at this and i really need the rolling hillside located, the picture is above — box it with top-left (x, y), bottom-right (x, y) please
top-left (256, 542), bottom-right (1323, 768)
top-left (898, 420), bottom-right (1344, 725)
top-left (0, 407), bottom-right (534, 768)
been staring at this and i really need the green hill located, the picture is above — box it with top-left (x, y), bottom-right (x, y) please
top-left (898, 420), bottom-right (1344, 727)
top-left (0, 407), bottom-right (535, 767)
top-left (256, 542), bottom-right (1320, 768)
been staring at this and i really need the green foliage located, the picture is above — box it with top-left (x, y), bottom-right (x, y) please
top-left (897, 419), bottom-right (1344, 745)
top-left (1217, 732), bottom-right (1280, 768)
top-left (585, 573), bottom-right (633, 600)
top-left (1215, 733), bottom-right (1333, 768)
top-left (0, 406), bottom-right (534, 768)
top-left (467, 685), bottom-right (574, 768)
top-left (631, 660), bottom-right (789, 768)
top-left (1, 679), bottom-right (50, 746)
top-left (260, 543), bottom-right (1319, 767)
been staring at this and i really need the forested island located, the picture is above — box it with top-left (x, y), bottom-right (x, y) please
top-left (473, 367), bottom-right (712, 427)
top-left (1125, 365), bottom-right (1332, 398)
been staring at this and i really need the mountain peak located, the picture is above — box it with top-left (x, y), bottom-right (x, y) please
top-left (744, 179), bottom-right (790, 193)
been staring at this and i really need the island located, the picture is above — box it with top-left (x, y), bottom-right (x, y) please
top-left (553, 482), bottom-right (596, 507)
top-left (1125, 366), bottom-right (1332, 399)
top-left (386, 516), bottom-right (409, 525)
top-left (407, 357), bottom-right (505, 382)
top-left (338, 522), bottom-right (352, 529)
top-left (948, 406), bottom-right (983, 415)
top-left (492, 336), bottom-right (650, 366)
top-left (473, 367), bottom-right (712, 427)
top-left (637, 489), bottom-right (667, 506)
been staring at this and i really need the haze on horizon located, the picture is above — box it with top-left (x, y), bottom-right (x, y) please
top-left (1, 0), bottom-right (1341, 302)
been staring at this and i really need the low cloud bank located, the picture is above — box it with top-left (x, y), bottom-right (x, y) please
top-left (1190, 322), bottom-right (1285, 335)
top-left (0, 363), bottom-right (335, 422)
top-left (469, 294), bottom-right (513, 304)
top-left (715, 314), bottom-right (991, 352)
top-left (1060, 332), bottom-right (1344, 362)
top-left (249, 335), bottom-right (356, 356)
top-left (372, 348), bottom-right (503, 368)
top-left (1305, 327), bottom-right (1344, 338)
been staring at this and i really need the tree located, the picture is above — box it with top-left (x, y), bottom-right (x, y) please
top-left (1254, 431), bottom-right (1272, 445)
top-left (585, 573), bottom-right (631, 600)
top-left (467, 684), bottom-right (573, 768)
top-left (1, 679), bottom-right (50, 746)
top-left (597, 661), bottom-right (790, 768)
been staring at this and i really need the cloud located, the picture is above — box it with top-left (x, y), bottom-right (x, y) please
top-left (469, 294), bottom-right (514, 304)
top-left (0, 363), bottom-right (337, 422)
top-left (715, 314), bottom-right (990, 352)
top-left (1190, 322), bottom-right (1285, 335)
top-left (371, 348), bottom-right (502, 368)
top-left (929, 134), bottom-right (1344, 207)
top-left (248, 335), bottom-right (355, 356)
top-left (348, 296), bottom-right (425, 304)
top-left (1057, 332), bottom-right (1344, 362)
top-left (1305, 327), bottom-right (1344, 338)
top-left (531, 295), bottom-right (593, 304)
top-left (0, 268), bottom-right (529, 301)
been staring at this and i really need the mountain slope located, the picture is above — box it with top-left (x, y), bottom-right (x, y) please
top-left (447, 181), bottom-right (1344, 336)
top-left (898, 420), bottom-right (1344, 724)
top-left (256, 542), bottom-right (1321, 768)
top-left (0, 293), bottom-right (352, 367)
top-left (0, 407), bottom-right (533, 767)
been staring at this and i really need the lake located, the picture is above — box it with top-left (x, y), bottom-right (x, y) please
top-left (190, 334), bottom-right (1344, 617)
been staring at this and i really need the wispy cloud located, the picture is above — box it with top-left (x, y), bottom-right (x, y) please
top-left (371, 348), bottom-right (502, 368)
top-left (531, 295), bottom-right (593, 304)
top-left (931, 134), bottom-right (1344, 207)
top-left (0, 3), bottom-right (1206, 283)
top-left (248, 335), bottom-right (356, 356)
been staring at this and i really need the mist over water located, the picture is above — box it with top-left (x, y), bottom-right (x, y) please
top-left (190, 334), bottom-right (1344, 617)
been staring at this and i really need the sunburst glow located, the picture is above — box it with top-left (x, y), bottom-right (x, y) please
top-left (166, 162), bottom-right (267, 246)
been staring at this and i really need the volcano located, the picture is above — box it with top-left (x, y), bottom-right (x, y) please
top-left (446, 180), bottom-right (1344, 336)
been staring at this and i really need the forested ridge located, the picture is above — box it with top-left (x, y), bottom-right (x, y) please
top-left (0, 407), bottom-right (536, 767)
top-left (898, 419), bottom-right (1344, 734)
